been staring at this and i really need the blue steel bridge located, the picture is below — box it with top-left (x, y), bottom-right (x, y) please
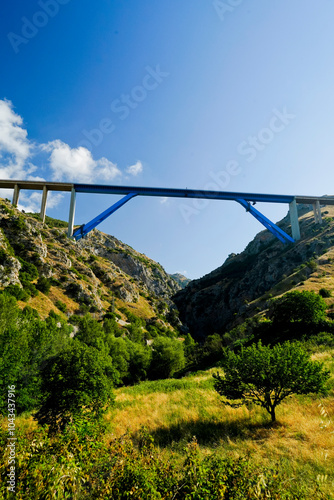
top-left (1, 179), bottom-right (334, 244)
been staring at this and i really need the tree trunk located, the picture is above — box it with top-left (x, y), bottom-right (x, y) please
top-left (270, 407), bottom-right (276, 422)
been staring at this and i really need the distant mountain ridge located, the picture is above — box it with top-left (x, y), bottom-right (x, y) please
top-left (169, 273), bottom-right (191, 289)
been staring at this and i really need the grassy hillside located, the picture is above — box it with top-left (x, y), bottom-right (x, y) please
top-left (108, 356), bottom-right (334, 462)
top-left (3, 352), bottom-right (334, 498)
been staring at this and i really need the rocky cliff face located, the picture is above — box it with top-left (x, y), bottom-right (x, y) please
top-left (173, 205), bottom-right (334, 339)
top-left (0, 199), bottom-right (181, 321)
top-left (79, 230), bottom-right (180, 299)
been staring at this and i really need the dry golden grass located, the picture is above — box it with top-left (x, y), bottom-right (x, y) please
top-left (5, 358), bottom-right (334, 495)
top-left (311, 350), bottom-right (334, 362)
top-left (125, 296), bottom-right (156, 319)
top-left (17, 292), bottom-right (62, 319)
top-left (48, 286), bottom-right (78, 314)
top-left (105, 366), bottom-right (334, 493)
top-left (115, 295), bottom-right (156, 319)
top-left (16, 286), bottom-right (80, 319)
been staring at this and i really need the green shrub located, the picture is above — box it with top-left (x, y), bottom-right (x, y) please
top-left (55, 300), bottom-right (67, 313)
top-left (270, 290), bottom-right (327, 324)
top-left (12, 216), bottom-right (26, 230)
top-left (18, 258), bottom-right (38, 281)
top-left (149, 337), bottom-right (185, 379)
top-left (0, 428), bottom-right (329, 499)
top-left (36, 277), bottom-right (51, 294)
top-left (0, 248), bottom-right (7, 265)
top-left (303, 332), bottom-right (334, 350)
top-left (3, 284), bottom-right (29, 301)
top-left (17, 258), bottom-right (39, 297)
top-left (319, 288), bottom-right (332, 298)
top-left (66, 282), bottom-right (82, 298)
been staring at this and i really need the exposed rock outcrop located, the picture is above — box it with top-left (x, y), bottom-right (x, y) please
top-left (0, 199), bottom-right (181, 321)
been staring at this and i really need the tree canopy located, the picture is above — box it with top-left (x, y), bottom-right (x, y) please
top-left (34, 340), bottom-right (116, 433)
top-left (149, 337), bottom-right (185, 379)
top-left (270, 290), bottom-right (327, 324)
top-left (213, 341), bottom-right (330, 422)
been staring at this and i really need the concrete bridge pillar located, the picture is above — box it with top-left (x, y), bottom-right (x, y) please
top-left (313, 201), bottom-right (322, 224)
top-left (67, 188), bottom-right (76, 238)
top-left (12, 184), bottom-right (20, 207)
top-left (289, 198), bottom-right (301, 240)
top-left (40, 186), bottom-right (48, 223)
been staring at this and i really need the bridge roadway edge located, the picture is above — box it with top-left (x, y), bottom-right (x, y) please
top-left (1, 179), bottom-right (334, 243)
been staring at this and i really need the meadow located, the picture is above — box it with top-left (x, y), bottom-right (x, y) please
top-left (108, 361), bottom-right (334, 486)
top-left (2, 350), bottom-right (333, 499)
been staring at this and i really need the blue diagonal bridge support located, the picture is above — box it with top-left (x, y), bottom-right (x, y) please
top-left (72, 192), bottom-right (138, 240)
top-left (235, 199), bottom-right (295, 244)
top-left (69, 183), bottom-right (296, 243)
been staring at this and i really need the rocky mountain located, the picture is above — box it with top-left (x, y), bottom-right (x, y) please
top-left (0, 198), bottom-right (181, 324)
top-left (3, 196), bottom-right (334, 344)
top-left (173, 204), bottom-right (334, 340)
top-left (169, 273), bottom-right (191, 289)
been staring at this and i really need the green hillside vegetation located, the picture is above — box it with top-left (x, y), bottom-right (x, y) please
top-left (1, 351), bottom-right (333, 498)
top-left (1, 201), bottom-right (334, 498)
top-left (1, 276), bottom-right (334, 497)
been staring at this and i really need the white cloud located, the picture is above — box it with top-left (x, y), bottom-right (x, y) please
top-left (17, 191), bottom-right (42, 213)
top-left (126, 160), bottom-right (143, 176)
top-left (44, 192), bottom-right (63, 209)
top-left (27, 175), bottom-right (46, 182)
top-left (95, 157), bottom-right (121, 181)
top-left (0, 99), bottom-right (32, 179)
top-left (17, 191), bottom-right (63, 213)
top-left (0, 99), bottom-right (145, 214)
top-left (0, 188), bottom-right (14, 201)
top-left (42, 140), bottom-right (122, 183)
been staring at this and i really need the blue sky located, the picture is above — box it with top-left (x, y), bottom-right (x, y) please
top-left (1, 1), bottom-right (334, 279)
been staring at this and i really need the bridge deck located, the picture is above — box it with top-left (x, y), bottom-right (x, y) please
top-left (1, 179), bottom-right (334, 243)
top-left (1, 179), bottom-right (334, 205)
top-left (0, 180), bottom-right (73, 191)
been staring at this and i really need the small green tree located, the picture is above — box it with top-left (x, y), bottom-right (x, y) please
top-left (34, 340), bottom-right (116, 433)
top-left (213, 341), bottom-right (330, 422)
top-left (184, 333), bottom-right (198, 364)
top-left (270, 290), bottom-right (327, 324)
top-left (125, 339), bottom-right (152, 383)
top-left (319, 288), bottom-right (332, 298)
top-left (149, 337), bottom-right (185, 379)
top-left (202, 333), bottom-right (224, 364)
